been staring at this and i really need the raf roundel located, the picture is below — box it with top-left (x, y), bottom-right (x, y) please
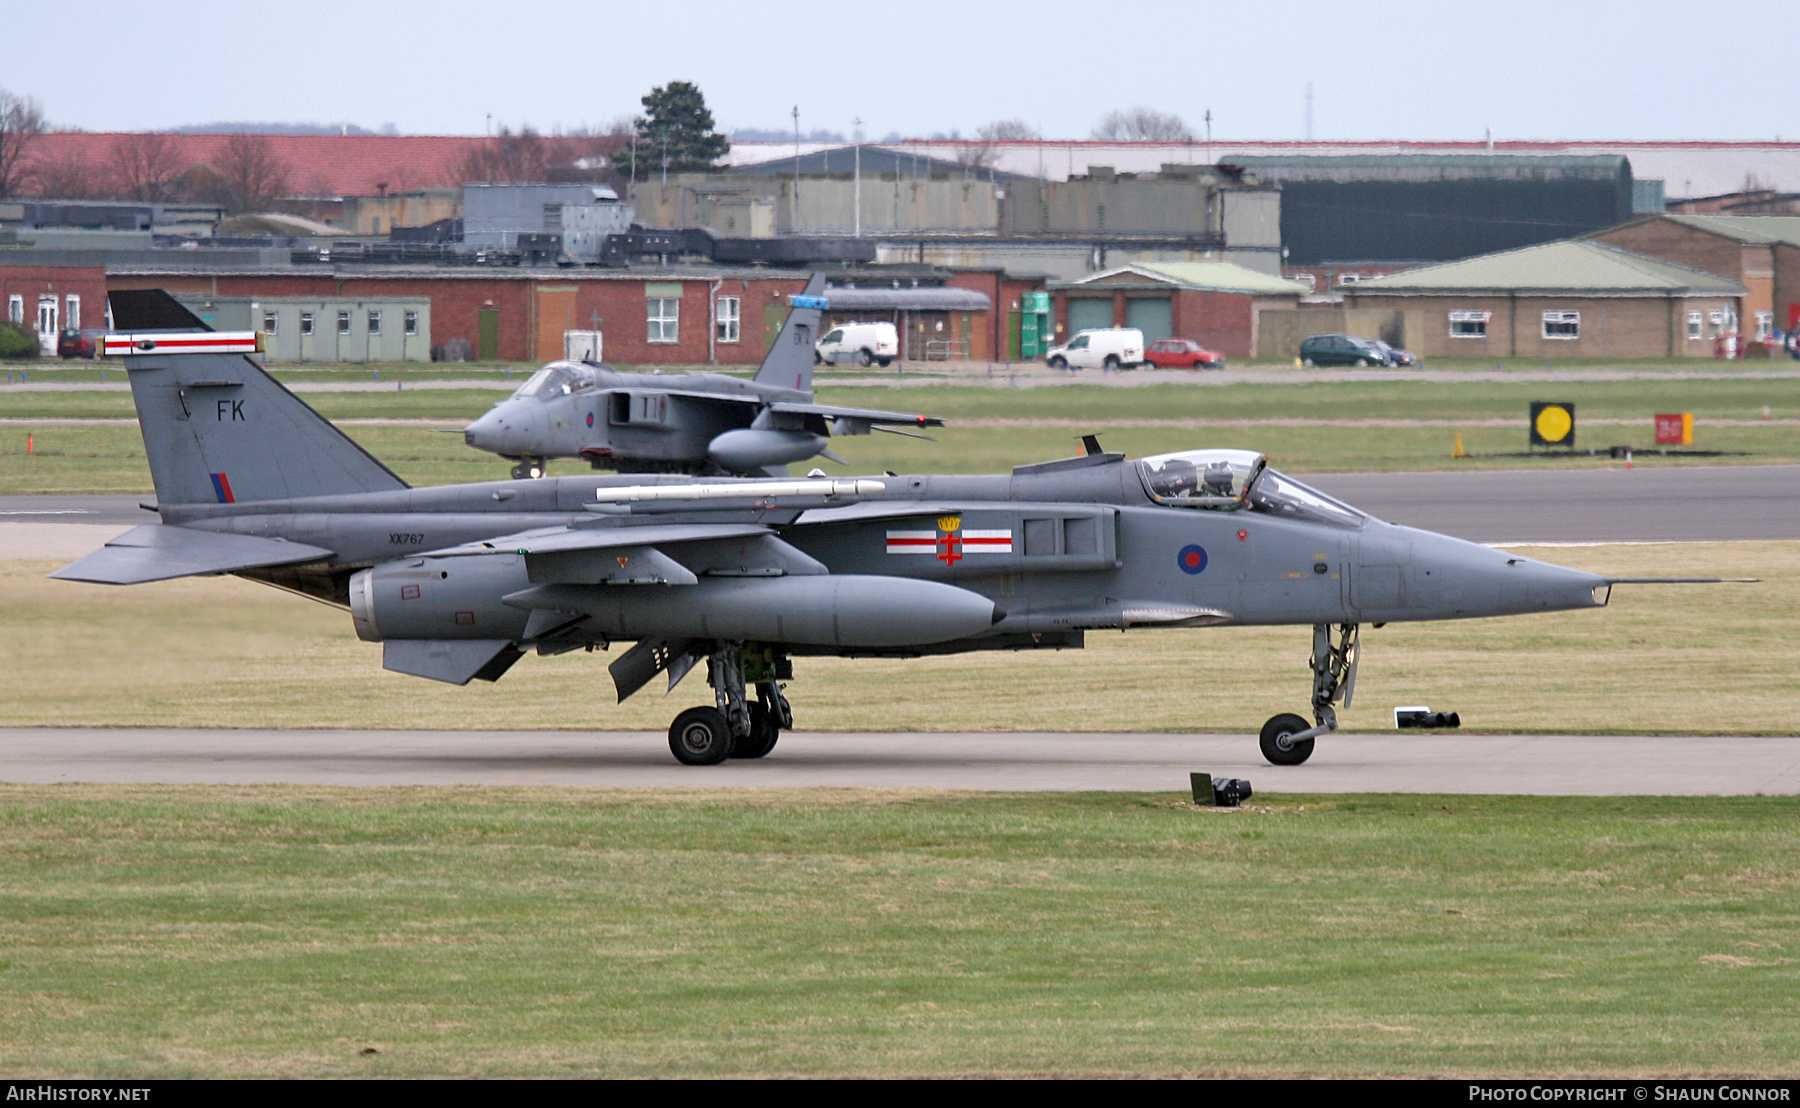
top-left (1177, 544), bottom-right (1208, 575)
top-left (586, 412), bottom-right (595, 428)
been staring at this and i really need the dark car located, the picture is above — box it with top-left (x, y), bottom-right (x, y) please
top-left (1371, 339), bottom-right (1418, 366)
top-left (1298, 333), bottom-right (1390, 367)
top-left (57, 328), bottom-right (103, 359)
top-left (1142, 337), bottom-right (1226, 369)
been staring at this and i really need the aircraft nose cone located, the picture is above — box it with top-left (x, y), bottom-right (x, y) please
top-left (464, 410), bottom-right (504, 450)
top-left (1408, 528), bottom-right (1609, 618)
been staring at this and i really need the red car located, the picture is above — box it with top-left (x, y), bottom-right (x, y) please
top-left (57, 328), bottom-right (103, 359)
top-left (1142, 338), bottom-right (1225, 369)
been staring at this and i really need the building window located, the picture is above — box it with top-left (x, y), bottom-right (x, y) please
top-left (1755, 311), bottom-right (1774, 342)
top-left (403, 310), bottom-right (418, 336)
top-left (263, 310), bottom-right (278, 335)
top-left (1708, 309), bottom-right (1729, 332)
top-left (368, 309), bottom-right (382, 334)
top-left (300, 312), bottom-right (314, 336)
top-left (65, 295), bottom-right (80, 331)
top-left (715, 296), bottom-right (740, 343)
top-left (1542, 310), bottom-right (1580, 340)
top-left (647, 297), bottom-right (679, 343)
top-left (1687, 311), bottom-right (1703, 340)
top-left (337, 310), bottom-right (352, 335)
top-left (1449, 310), bottom-right (1490, 338)
top-left (5, 295), bottom-right (20, 324)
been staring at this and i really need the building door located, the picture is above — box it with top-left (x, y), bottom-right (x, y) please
top-left (478, 308), bottom-right (500, 361)
top-left (35, 296), bottom-right (58, 356)
top-left (1067, 297), bottom-right (1112, 335)
top-left (1126, 297), bottom-right (1173, 343)
top-left (534, 286), bottom-right (577, 363)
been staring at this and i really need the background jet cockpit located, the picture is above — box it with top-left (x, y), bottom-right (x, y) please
top-left (1138, 449), bottom-right (1365, 528)
top-left (510, 361), bottom-right (599, 401)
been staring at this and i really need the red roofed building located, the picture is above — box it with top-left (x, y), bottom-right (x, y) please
top-left (21, 132), bottom-right (493, 200)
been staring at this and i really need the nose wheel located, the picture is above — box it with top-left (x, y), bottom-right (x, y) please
top-left (509, 456), bottom-right (546, 480)
top-left (1257, 623), bottom-right (1358, 766)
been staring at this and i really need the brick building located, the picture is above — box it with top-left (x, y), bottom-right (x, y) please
top-left (1047, 262), bottom-right (1308, 359)
top-left (1585, 214), bottom-right (1800, 341)
top-left (0, 263), bottom-right (108, 354)
top-left (1342, 240), bottom-right (1745, 359)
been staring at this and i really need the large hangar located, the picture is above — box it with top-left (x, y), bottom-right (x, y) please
top-left (1229, 154), bottom-right (1637, 265)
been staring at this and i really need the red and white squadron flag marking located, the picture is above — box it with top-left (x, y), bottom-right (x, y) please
top-left (886, 516), bottom-right (1013, 567)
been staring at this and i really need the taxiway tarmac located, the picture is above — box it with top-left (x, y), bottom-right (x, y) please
top-left (2, 728), bottom-right (1795, 794)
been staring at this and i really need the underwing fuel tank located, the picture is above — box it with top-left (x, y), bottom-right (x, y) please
top-left (509, 574), bottom-right (999, 647)
top-left (706, 428), bottom-right (829, 472)
top-left (351, 557), bottom-right (998, 649)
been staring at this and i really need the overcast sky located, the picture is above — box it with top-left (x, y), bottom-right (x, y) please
top-left (13, 0), bottom-right (1796, 142)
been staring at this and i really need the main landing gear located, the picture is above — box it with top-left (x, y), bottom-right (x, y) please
top-left (1259, 622), bottom-right (1358, 766)
top-left (666, 642), bottom-right (793, 766)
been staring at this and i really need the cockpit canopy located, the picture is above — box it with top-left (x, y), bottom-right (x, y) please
top-left (1137, 449), bottom-right (1365, 528)
top-left (510, 361), bottom-right (599, 401)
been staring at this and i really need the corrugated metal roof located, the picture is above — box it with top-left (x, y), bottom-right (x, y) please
top-left (1053, 262), bottom-right (1307, 296)
top-left (1344, 241), bottom-right (1746, 295)
top-left (1661, 214), bottom-right (1800, 246)
top-left (1229, 154), bottom-right (1631, 182)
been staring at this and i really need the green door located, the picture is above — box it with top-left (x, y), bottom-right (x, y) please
top-left (1126, 297), bottom-right (1173, 343)
top-left (478, 308), bottom-right (499, 361)
top-left (1067, 298), bottom-right (1113, 335)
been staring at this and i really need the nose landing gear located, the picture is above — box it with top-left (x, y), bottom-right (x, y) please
top-left (509, 456), bottom-right (546, 480)
top-left (1258, 622), bottom-right (1358, 766)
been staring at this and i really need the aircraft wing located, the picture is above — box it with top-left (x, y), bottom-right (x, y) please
top-left (423, 522), bottom-right (772, 558)
top-left (49, 524), bottom-right (334, 585)
top-left (768, 402), bottom-right (944, 433)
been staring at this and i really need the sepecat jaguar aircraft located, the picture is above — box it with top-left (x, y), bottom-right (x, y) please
top-left (54, 292), bottom-right (1730, 766)
top-left (461, 273), bottom-right (943, 479)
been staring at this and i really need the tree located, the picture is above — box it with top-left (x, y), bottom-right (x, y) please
top-left (210, 132), bottom-right (290, 213)
top-left (455, 124), bottom-right (581, 185)
top-left (111, 132), bottom-right (184, 201)
top-left (977, 118), bottom-right (1039, 142)
top-left (28, 152), bottom-right (104, 198)
top-left (0, 86), bottom-right (47, 198)
top-left (627, 81), bottom-right (728, 181)
top-left (1091, 107), bottom-right (1195, 142)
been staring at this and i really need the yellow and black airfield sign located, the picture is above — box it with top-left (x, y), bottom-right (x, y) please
top-left (1530, 401), bottom-right (1576, 448)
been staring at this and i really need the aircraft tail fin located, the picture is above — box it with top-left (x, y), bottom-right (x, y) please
top-left (108, 292), bottom-right (407, 506)
top-left (752, 272), bottom-right (827, 393)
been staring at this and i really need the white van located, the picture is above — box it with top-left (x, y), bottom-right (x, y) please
top-left (1045, 327), bottom-right (1145, 371)
top-left (815, 321), bottom-right (899, 367)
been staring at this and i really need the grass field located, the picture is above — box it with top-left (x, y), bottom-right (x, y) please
top-left (6, 541), bottom-right (1794, 735)
top-left (1, 786), bottom-right (1794, 1077)
top-left (3, 375), bottom-right (1800, 494)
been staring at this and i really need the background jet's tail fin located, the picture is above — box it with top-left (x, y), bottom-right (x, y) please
top-left (752, 272), bottom-right (827, 394)
top-left (109, 297), bottom-right (407, 506)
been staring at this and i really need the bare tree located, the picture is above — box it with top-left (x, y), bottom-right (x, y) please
top-left (456, 124), bottom-right (582, 184)
top-left (0, 86), bottom-right (47, 198)
top-left (977, 118), bottom-right (1039, 142)
top-left (28, 151), bottom-right (105, 198)
top-left (210, 132), bottom-right (291, 213)
top-left (1091, 107), bottom-right (1195, 142)
top-left (111, 132), bottom-right (185, 201)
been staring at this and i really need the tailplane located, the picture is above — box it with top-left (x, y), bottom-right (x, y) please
top-left (108, 292), bottom-right (406, 506)
top-left (752, 272), bottom-right (827, 394)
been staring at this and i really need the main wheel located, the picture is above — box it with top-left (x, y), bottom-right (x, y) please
top-left (669, 706), bottom-right (735, 765)
top-left (1259, 713), bottom-right (1315, 766)
top-left (732, 702), bottom-right (780, 759)
top-left (1047, 355), bottom-right (1067, 370)
top-left (857, 348), bottom-right (874, 367)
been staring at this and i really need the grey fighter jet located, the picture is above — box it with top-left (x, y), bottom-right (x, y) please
top-left (56, 292), bottom-right (1727, 767)
top-left (460, 273), bottom-right (943, 479)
